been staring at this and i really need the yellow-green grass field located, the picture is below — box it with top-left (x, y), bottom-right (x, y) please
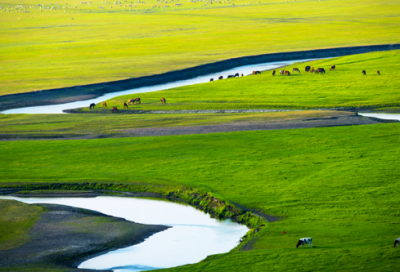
top-left (83, 50), bottom-right (400, 111)
top-left (1, 0), bottom-right (400, 95)
top-left (1, 123), bottom-right (399, 271)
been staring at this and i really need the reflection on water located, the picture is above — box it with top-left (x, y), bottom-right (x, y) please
top-left (0, 196), bottom-right (249, 272)
top-left (2, 59), bottom-right (316, 114)
top-left (359, 113), bottom-right (400, 121)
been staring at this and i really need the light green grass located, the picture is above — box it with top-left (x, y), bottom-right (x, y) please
top-left (1, 0), bottom-right (399, 95)
top-left (82, 50), bottom-right (400, 111)
top-left (0, 199), bottom-right (44, 251)
top-left (0, 110), bottom-right (346, 138)
top-left (1, 123), bottom-right (399, 270)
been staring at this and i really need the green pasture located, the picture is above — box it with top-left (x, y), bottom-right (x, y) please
top-left (83, 50), bottom-right (400, 111)
top-left (1, 123), bottom-right (399, 271)
top-left (0, 110), bottom-right (347, 138)
top-left (1, 0), bottom-right (400, 95)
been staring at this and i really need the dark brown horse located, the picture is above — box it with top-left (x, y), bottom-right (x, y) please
top-left (272, 70), bottom-right (276, 76)
top-left (227, 75), bottom-right (235, 78)
top-left (102, 102), bottom-right (107, 107)
top-left (362, 70), bottom-right (366, 75)
top-left (315, 68), bottom-right (325, 74)
top-left (241, 73), bottom-right (244, 77)
top-left (161, 97), bottom-right (166, 104)
top-left (210, 78), bottom-right (214, 81)
top-left (305, 66), bottom-right (311, 72)
top-left (89, 103), bottom-right (96, 109)
top-left (123, 102), bottom-right (128, 108)
top-left (292, 68), bottom-right (300, 73)
top-left (283, 71), bottom-right (291, 76)
top-left (234, 73), bottom-right (240, 77)
top-left (127, 98), bottom-right (141, 105)
top-left (218, 76), bottom-right (223, 80)
top-left (330, 65), bottom-right (336, 71)
top-left (377, 70), bottom-right (380, 75)
top-left (111, 107), bottom-right (119, 113)
top-left (252, 71), bottom-right (261, 75)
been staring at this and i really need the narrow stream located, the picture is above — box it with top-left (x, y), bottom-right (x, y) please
top-left (2, 58), bottom-right (316, 114)
top-left (0, 196), bottom-right (249, 272)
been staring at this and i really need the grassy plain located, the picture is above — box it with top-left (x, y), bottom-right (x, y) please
top-left (1, 123), bottom-right (399, 271)
top-left (0, 110), bottom-right (350, 138)
top-left (81, 50), bottom-right (400, 111)
top-left (1, 0), bottom-right (400, 95)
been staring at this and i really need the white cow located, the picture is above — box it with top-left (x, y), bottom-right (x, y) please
top-left (296, 237), bottom-right (313, 248)
top-left (394, 238), bottom-right (400, 247)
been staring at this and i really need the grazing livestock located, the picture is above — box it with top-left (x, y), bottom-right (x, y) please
top-left (296, 237), bottom-right (313, 248)
top-left (377, 70), bottom-right (380, 75)
top-left (89, 103), bottom-right (95, 109)
top-left (218, 76), bottom-right (223, 80)
top-left (210, 78), bottom-right (214, 81)
top-left (284, 71), bottom-right (291, 76)
top-left (305, 66), bottom-right (311, 72)
top-left (234, 73), bottom-right (239, 77)
top-left (102, 102), bottom-right (107, 108)
top-left (123, 102), bottom-right (128, 108)
top-left (272, 70), bottom-right (276, 76)
top-left (252, 71), bottom-right (261, 75)
top-left (330, 65), bottom-right (336, 71)
top-left (161, 97), bottom-right (166, 104)
top-left (315, 68), bottom-right (326, 74)
top-left (280, 70), bottom-right (284, 75)
top-left (241, 73), bottom-right (244, 77)
top-left (292, 68), bottom-right (300, 73)
top-left (127, 98), bottom-right (141, 105)
top-left (227, 75), bottom-right (235, 78)
top-left (309, 67), bottom-right (315, 73)
top-left (362, 70), bottom-right (366, 75)
top-left (394, 238), bottom-right (400, 247)
top-left (111, 107), bottom-right (119, 113)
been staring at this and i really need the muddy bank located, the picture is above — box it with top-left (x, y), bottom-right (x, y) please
top-left (0, 201), bottom-right (169, 271)
top-left (1, 43), bottom-right (399, 112)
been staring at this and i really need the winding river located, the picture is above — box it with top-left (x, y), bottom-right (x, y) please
top-left (0, 196), bottom-right (249, 272)
top-left (2, 58), bottom-right (316, 114)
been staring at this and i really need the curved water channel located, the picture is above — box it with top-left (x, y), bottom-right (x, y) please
top-left (2, 58), bottom-right (317, 114)
top-left (0, 195), bottom-right (249, 272)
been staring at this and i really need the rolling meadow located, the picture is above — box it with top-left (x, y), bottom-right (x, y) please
top-left (1, 0), bottom-right (400, 271)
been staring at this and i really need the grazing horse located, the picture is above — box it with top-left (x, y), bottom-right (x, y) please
top-left (377, 70), bottom-right (380, 75)
top-left (252, 71), bottom-right (261, 75)
top-left (315, 68), bottom-right (325, 74)
top-left (296, 237), bottom-right (313, 248)
top-left (330, 65), bottom-right (336, 71)
top-left (210, 78), bottom-right (214, 82)
top-left (280, 70), bottom-right (284, 75)
top-left (234, 73), bottom-right (240, 77)
top-left (309, 67), bottom-right (315, 73)
top-left (89, 103), bottom-right (96, 109)
top-left (394, 238), bottom-right (400, 247)
top-left (218, 76), bottom-right (223, 80)
top-left (123, 102), bottom-right (128, 108)
top-left (227, 75), bottom-right (235, 78)
top-left (292, 68), bottom-right (300, 73)
top-left (272, 70), bottom-right (276, 76)
top-left (305, 66), bottom-right (311, 72)
top-left (362, 70), bottom-right (366, 75)
top-left (128, 98), bottom-right (141, 105)
top-left (161, 97), bottom-right (166, 104)
top-left (111, 107), bottom-right (119, 113)
top-left (102, 102), bottom-right (107, 108)
top-left (241, 73), bottom-right (244, 77)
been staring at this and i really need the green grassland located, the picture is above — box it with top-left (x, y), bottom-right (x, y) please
top-left (1, 0), bottom-right (400, 95)
top-left (0, 110), bottom-right (349, 138)
top-left (1, 123), bottom-right (399, 271)
top-left (81, 50), bottom-right (400, 111)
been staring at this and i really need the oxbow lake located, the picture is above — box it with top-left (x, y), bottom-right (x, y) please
top-left (0, 196), bottom-right (249, 272)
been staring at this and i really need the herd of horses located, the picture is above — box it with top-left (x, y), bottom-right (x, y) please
top-left (89, 64), bottom-right (381, 112)
top-left (89, 97), bottom-right (166, 113)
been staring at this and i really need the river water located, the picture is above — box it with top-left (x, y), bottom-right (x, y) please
top-left (2, 59), bottom-right (316, 114)
top-left (0, 196), bottom-right (249, 272)
top-left (358, 113), bottom-right (400, 121)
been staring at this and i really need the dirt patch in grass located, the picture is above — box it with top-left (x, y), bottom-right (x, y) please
top-left (0, 203), bottom-right (169, 271)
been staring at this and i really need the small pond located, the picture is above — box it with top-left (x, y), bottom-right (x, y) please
top-left (0, 196), bottom-right (249, 272)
